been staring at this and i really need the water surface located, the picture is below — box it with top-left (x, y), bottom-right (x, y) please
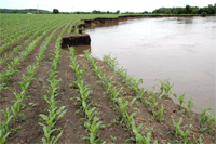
top-left (86, 16), bottom-right (216, 115)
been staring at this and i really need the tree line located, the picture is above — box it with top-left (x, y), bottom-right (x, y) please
top-left (1, 3), bottom-right (215, 15)
top-left (152, 4), bottom-right (216, 15)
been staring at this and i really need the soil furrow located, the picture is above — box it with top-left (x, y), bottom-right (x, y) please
top-left (76, 55), bottom-right (133, 143)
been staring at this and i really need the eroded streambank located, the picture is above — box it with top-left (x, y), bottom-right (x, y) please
top-left (60, 14), bottom-right (216, 143)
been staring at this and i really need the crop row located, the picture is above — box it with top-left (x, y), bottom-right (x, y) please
top-left (82, 50), bottom-right (158, 143)
top-left (0, 21), bottom-right (67, 65)
top-left (0, 22), bottom-right (66, 91)
top-left (1, 14), bottom-right (73, 38)
top-left (0, 20), bottom-right (60, 45)
top-left (38, 22), bottom-right (71, 143)
top-left (68, 48), bottom-right (103, 144)
top-left (0, 22), bottom-right (70, 143)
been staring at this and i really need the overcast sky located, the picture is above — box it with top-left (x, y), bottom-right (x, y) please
top-left (1, 0), bottom-right (215, 13)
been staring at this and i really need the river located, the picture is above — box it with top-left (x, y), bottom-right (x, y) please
top-left (85, 16), bottom-right (216, 115)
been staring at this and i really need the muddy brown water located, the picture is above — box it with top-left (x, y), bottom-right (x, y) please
top-left (85, 16), bottom-right (216, 115)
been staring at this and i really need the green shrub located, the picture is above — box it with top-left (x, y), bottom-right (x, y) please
top-left (201, 12), bottom-right (207, 17)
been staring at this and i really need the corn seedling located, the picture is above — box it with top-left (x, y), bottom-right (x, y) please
top-left (82, 116), bottom-right (103, 144)
top-left (131, 77), bottom-right (143, 95)
top-left (137, 87), bottom-right (146, 102)
top-left (171, 116), bottom-right (182, 138)
top-left (155, 79), bottom-right (166, 94)
top-left (143, 88), bottom-right (153, 107)
top-left (193, 134), bottom-right (204, 144)
top-left (11, 100), bottom-right (22, 122)
top-left (39, 121), bottom-right (64, 144)
top-left (158, 104), bottom-right (165, 123)
top-left (104, 82), bottom-right (112, 95)
top-left (0, 108), bottom-right (13, 131)
top-left (110, 135), bottom-right (117, 142)
top-left (113, 97), bottom-right (136, 128)
top-left (39, 106), bottom-right (66, 144)
top-left (206, 110), bottom-right (216, 134)
top-left (176, 93), bottom-right (187, 110)
top-left (186, 97), bottom-right (194, 117)
top-left (84, 107), bottom-right (98, 122)
top-left (117, 66), bottom-right (126, 81)
top-left (129, 119), bottom-right (158, 144)
top-left (103, 54), bottom-right (118, 71)
top-left (82, 27), bottom-right (85, 35)
top-left (199, 106), bottom-right (213, 132)
top-left (0, 123), bottom-right (11, 144)
top-left (178, 123), bottom-right (193, 143)
top-left (110, 86), bottom-right (122, 106)
top-left (126, 112), bottom-right (137, 131)
top-left (163, 79), bottom-right (174, 98)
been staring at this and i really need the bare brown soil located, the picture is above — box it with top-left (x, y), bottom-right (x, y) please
top-left (1, 15), bottom-right (216, 144)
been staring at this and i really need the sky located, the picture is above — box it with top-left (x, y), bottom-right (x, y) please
top-left (0, 0), bottom-right (215, 13)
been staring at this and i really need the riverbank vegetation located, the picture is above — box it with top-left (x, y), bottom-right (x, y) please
top-left (152, 4), bottom-right (216, 15)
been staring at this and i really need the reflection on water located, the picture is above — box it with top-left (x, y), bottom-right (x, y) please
top-left (177, 17), bottom-right (193, 24)
top-left (86, 16), bottom-right (216, 115)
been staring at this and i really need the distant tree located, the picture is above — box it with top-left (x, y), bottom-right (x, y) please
top-left (77, 11), bottom-right (81, 14)
top-left (186, 5), bottom-right (192, 14)
top-left (201, 12), bottom-right (207, 16)
top-left (92, 10), bottom-right (101, 14)
top-left (143, 11), bottom-right (148, 14)
top-left (107, 11), bottom-right (109, 14)
top-left (53, 9), bottom-right (59, 14)
top-left (208, 4), bottom-right (213, 8)
top-left (117, 10), bottom-right (120, 14)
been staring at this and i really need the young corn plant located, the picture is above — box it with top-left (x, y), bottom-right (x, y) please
top-left (84, 107), bottom-right (98, 123)
top-left (186, 97), bottom-right (194, 117)
top-left (177, 123), bottom-right (193, 143)
top-left (0, 122), bottom-right (11, 144)
top-left (193, 134), bottom-right (204, 144)
top-left (0, 108), bottom-right (14, 131)
top-left (206, 110), bottom-right (216, 134)
top-left (83, 116), bottom-right (103, 144)
top-left (11, 100), bottom-right (22, 122)
top-left (199, 106), bottom-right (213, 132)
top-left (103, 54), bottom-right (118, 71)
top-left (171, 116), bottom-right (182, 138)
top-left (155, 78), bottom-right (174, 98)
top-left (150, 95), bottom-right (164, 123)
top-left (74, 26), bottom-right (79, 35)
top-left (82, 27), bottom-right (85, 35)
top-left (110, 86), bottom-right (122, 106)
top-left (163, 79), bottom-right (174, 98)
top-left (129, 119), bottom-right (158, 144)
top-left (173, 92), bottom-right (187, 110)
top-left (155, 79), bottom-right (167, 94)
top-left (113, 97), bottom-right (136, 129)
top-left (131, 77), bottom-right (143, 95)
top-left (125, 112), bottom-right (137, 131)
top-left (103, 81), bottom-right (112, 96)
top-left (144, 88), bottom-right (153, 107)
top-left (117, 66), bottom-right (126, 82)
top-left (136, 87), bottom-right (146, 102)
